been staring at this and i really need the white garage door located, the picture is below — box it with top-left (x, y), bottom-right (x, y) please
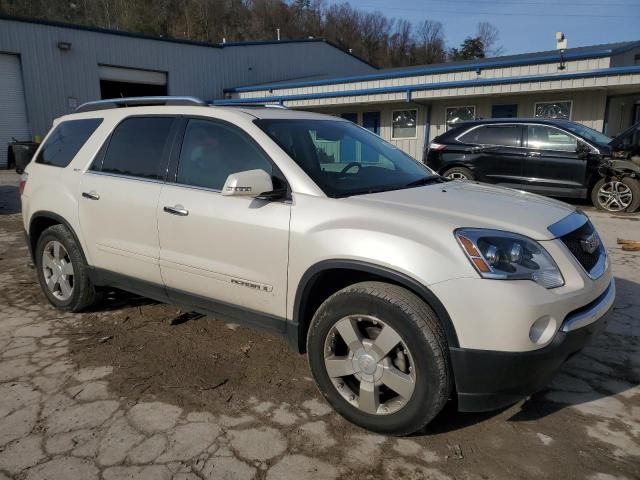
top-left (0, 54), bottom-right (30, 168)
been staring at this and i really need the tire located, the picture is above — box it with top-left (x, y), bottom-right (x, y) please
top-left (591, 177), bottom-right (640, 213)
top-left (442, 166), bottom-right (474, 181)
top-left (307, 281), bottom-right (452, 435)
top-left (35, 224), bottom-right (100, 312)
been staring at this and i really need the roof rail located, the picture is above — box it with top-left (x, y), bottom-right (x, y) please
top-left (75, 96), bottom-right (208, 113)
top-left (211, 100), bottom-right (288, 109)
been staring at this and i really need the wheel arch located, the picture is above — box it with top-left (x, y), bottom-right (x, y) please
top-left (28, 211), bottom-right (88, 266)
top-left (291, 259), bottom-right (460, 353)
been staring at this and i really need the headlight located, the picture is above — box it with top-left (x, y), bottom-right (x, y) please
top-left (455, 228), bottom-right (564, 289)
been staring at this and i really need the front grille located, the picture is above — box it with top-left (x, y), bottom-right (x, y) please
top-left (559, 221), bottom-right (601, 273)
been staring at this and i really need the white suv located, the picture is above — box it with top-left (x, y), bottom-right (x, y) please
top-left (21, 97), bottom-right (615, 435)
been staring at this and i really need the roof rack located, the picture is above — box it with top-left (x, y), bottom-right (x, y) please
top-left (75, 96), bottom-right (208, 113)
top-left (211, 100), bottom-right (288, 109)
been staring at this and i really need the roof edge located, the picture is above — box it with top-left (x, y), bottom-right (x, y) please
top-left (215, 65), bottom-right (640, 104)
top-left (0, 11), bottom-right (376, 69)
top-left (225, 42), bottom-right (640, 93)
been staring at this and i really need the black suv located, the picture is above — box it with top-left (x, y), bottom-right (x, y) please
top-left (425, 118), bottom-right (640, 213)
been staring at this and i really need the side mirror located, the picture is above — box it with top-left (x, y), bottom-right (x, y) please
top-left (576, 142), bottom-right (591, 159)
top-left (222, 169), bottom-right (276, 198)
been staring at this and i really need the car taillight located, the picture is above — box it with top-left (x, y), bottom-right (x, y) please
top-left (429, 142), bottom-right (446, 151)
top-left (19, 173), bottom-right (28, 195)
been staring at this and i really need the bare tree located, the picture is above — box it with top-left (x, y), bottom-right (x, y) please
top-left (476, 21), bottom-right (503, 57)
top-left (415, 19), bottom-right (446, 64)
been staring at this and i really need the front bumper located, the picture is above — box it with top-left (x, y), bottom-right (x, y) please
top-left (451, 279), bottom-right (615, 412)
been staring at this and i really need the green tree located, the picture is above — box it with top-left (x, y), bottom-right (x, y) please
top-left (449, 37), bottom-right (485, 61)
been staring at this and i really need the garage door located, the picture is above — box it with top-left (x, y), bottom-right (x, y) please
top-left (0, 54), bottom-right (30, 168)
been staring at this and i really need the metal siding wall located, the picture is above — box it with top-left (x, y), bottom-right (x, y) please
top-left (0, 54), bottom-right (30, 167)
top-left (314, 104), bottom-right (425, 160)
top-left (426, 91), bottom-right (608, 140)
top-left (0, 19), bottom-right (373, 137)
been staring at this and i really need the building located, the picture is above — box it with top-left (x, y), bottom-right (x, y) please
top-left (223, 41), bottom-right (640, 160)
top-left (2, 14), bottom-right (640, 168)
top-left (0, 15), bottom-right (374, 167)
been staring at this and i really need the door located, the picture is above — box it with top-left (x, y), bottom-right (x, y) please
top-left (456, 124), bottom-right (525, 184)
top-left (78, 116), bottom-right (176, 284)
top-left (523, 124), bottom-right (586, 196)
top-left (157, 118), bottom-right (291, 319)
top-left (0, 54), bottom-right (30, 168)
top-left (492, 104), bottom-right (518, 118)
top-left (362, 112), bottom-right (381, 135)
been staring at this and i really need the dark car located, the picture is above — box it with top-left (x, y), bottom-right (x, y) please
top-left (425, 118), bottom-right (640, 213)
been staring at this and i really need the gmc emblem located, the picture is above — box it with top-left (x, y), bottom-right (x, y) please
top-left (580, 232), bottom-right (600, 254)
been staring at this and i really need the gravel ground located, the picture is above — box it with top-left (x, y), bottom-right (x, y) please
top-left (0, 171), bottom-right (638, 479)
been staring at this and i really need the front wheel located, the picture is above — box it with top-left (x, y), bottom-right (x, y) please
top-left (591, 177), bottom-right (640, 213)
top-left (307, 282), bottom-right (451, 435)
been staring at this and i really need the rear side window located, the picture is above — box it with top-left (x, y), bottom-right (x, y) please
top-left (459, 125), bottom-right (521, 147)
top-left (36, 119), bottom-right (103, 167)
top-left (101, 117), bottom-right (174, 179)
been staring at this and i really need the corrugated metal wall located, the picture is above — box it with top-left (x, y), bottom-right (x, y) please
top-left (0, 18), bottom-right (373, 138)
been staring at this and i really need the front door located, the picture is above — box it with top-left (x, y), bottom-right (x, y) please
top-left (157, 118), bottom-right (291, 321)
top-left (522, 124), bottom-right (586, 196)
top-left (78, 116), bottom-right (176, 284)
top-left (492, 104), bottom-right (518, 118)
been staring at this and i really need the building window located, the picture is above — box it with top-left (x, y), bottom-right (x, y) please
top-left (534, 101), bottom-right (572, 120)
top-left (446, 106), bottom-right (475, 129)
top-left (392, 109), bottom-right (417, 139)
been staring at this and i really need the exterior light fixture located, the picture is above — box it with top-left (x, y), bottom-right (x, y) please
top-left (57, 41), bottom-right (72, 51)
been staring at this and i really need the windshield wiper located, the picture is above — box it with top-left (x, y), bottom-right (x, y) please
top-left (403, 176), bottom-right (444, 188)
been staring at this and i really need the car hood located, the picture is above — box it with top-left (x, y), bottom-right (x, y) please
top-left (609, 120), bottom-right (640, 148)
top-left (351, 181), bottom-right (576, 241)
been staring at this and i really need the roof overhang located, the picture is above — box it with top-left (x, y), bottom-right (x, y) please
top-left (216, 66), bottom-right (640, 107)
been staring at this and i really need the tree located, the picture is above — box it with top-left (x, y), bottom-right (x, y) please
top-left (449, 37), bottom-right (485, 61)
top-left (414, 19), bottom-right (445, 64)
top-left (476, 21), bottom-right (503, 57)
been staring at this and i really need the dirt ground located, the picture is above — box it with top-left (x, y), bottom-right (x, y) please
top-left (0, 171), bottom-right (638, 480)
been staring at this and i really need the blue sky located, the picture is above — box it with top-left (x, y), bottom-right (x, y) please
top-left (330, 0), bottom-right (639, 54)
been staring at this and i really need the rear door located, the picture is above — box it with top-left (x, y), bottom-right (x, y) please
top-left (457, 124), bottom-right (525, 184)
top-left (78, 116), bottom-right (177, 284)
top-left (157, 117), bottom-right (291, 321)
top-left (523, 124), bottom-right (586, 196)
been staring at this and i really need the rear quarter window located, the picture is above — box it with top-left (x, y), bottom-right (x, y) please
top-left (35, 118), bottom-right (103, 167)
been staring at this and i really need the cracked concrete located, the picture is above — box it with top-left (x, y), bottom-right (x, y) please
top-left (0, 172), bottom-right (638, 479)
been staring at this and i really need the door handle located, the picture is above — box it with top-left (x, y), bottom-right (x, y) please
top-left (163, 205), bottom-right (189, 216)
top-left (526, 152), bottom-right (542, 157)
top-left (82, 191), bottom-right (100, 200)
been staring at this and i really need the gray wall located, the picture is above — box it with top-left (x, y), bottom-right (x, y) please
top-left (0, 17), bottom-right (374, 138)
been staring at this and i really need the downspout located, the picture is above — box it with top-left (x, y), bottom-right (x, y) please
top-left (422, 104), bottom-right (432, 163)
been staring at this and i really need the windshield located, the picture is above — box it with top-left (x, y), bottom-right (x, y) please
top-left (560, 121), bottom-right (612, 145)
top-left (255, 119), bottom-right (437, 197)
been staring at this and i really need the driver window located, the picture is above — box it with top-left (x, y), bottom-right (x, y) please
top-left (177, 119), bottom-right (272, 190)
top-left (309, 128), bottom-right (395, 173)
top-left (527, 125), bottom-right (577, 152)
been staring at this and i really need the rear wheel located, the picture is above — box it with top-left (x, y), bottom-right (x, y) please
top-left (591, 177), bottom-right (640, 213)
top-left (35, 224), bottom-right (100, 312)
top-left (442, 166), bottom-right (474, 181)
top-left (307, 281), bottom-right (451, 435)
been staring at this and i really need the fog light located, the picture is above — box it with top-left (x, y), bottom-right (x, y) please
top-left (529, 316), bottom-right (557, 345)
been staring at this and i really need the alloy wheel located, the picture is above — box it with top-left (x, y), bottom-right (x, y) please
top-left (42, 240), bottom-right (74, 301)
top-left (323, 315), bottom-right (416, 415)
top-left (447, 171), bottom-right (468, 180)
top-left (597, 181), bottom-right (633, 212)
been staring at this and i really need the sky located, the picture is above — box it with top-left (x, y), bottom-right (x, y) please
top-left (328, 0), bottom-right (640, 55)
